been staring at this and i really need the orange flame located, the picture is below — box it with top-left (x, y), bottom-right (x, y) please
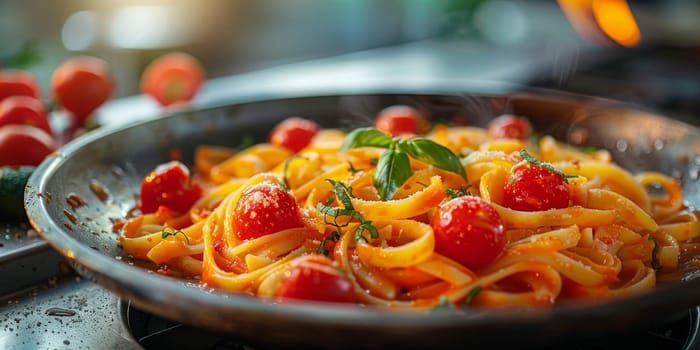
top-left (558, 0), bottom-right (641, 47)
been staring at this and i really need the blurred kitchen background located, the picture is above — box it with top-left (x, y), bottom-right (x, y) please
top-left (1, 0), bottom-right (699, 122)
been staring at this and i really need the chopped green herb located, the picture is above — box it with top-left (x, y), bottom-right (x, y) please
top-left (649, 236), bottom-right (662, 272)
top-left (446, 185), bottom-right (471, 199)
top-left (580, 146), bottom-right (597, 155)
top-left (520, 149), bottom-right (579, 183)
top-left (161, 227), bottom-right (190, 244)
top-left (462, 285), bottom-right (482, 309)
top-left (528, 133), bottom-right (541, 147)
top-left (347, 161), bottom-right (361, 174)
top-left (316, 180), bottom-right (379, 247)
top-left (318, 231), bottom-right (341, 255)
top-left (432, 295), bottom-right (456, 312)
top-left (370, 158), bottom-right (379, 166)
top-left (235, 135), bottom-right (255, 151)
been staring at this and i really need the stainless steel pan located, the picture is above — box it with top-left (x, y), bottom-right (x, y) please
top-left (25, 83), bottom-right (700, 349)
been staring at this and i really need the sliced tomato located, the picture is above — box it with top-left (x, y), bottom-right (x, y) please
top-left (268, 117), bottom-right (319, 153)
top-left (0, 95), bottom-right (51, 135)
top-left (51, 56), bottom-right (113, 125)
top-left (275, 255), bottom-right (356, 303)
top-left (431, 196), bottom-right (505, 270)
top-left (139, 161), bottom-right (202, 214)
top-left (0, 124), bottom-right (56, 167)
top-left (233, 181), bottom-right (303, 240)
top-left (502, 165), bottom-right (570, 211)
top-left (374, 105), bottom-right (424, 137)
top-left (141, 52), bottom-right (205, 106)
top-left (0, 70), bottom-right (41, 101)
top-left (487, 114), bottom-right (531, 140)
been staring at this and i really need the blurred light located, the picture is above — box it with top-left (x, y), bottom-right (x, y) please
top-left (558, 0), bottom-right (640, 47)
top-left (62, 11), bottom-right (97, 51)
top-left (108, 5), bottom-right (189, 49)
top-left (474, 0), bottom-right (528, 46)
top-left (592, 0), bottom-right (640, 47)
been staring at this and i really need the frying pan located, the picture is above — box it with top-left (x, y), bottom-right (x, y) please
top-left (24, 82), bottom-right (700, 349)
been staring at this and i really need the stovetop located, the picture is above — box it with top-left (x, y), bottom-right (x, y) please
top-left (2, 41), bottom-right (700, 349)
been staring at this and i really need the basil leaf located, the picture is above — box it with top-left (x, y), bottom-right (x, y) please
top-left (374, 149), bottom-right (412, 200)
top-left (399, 139), bottom-right (467, 180)
top-left (339, 128), bottom-right (394, 151)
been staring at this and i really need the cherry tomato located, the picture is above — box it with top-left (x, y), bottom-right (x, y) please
top-left (141, 52), bottom-right (205, 106)
top-left (233, 181), bottom-right (303, 240)
top-left (51, 56), bottom-right (113, 125)
top-left (275, 255), bottom-right (356, 303)
top-left (139, 161), bottom-right (202, 214)
top-left (374, 105), bottom-right (422, 137)
top-left (0, 70), bottom-right (41, 101)
top-left (268, 117), bottom-right (319, 153)
top-left (431, 196), bottom-right (505, 270)
top-left (0, 124), bottom-right (56, 167)
top-left (502, 165), bottom-right (570, 211)
top-left (0, 96), bottom-right (52, 135)
top-left (487, 114), bottom-right (531, 140)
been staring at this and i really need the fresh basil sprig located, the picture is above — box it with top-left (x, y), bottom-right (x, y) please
top-left (339, 128), bottom-right (467, 200)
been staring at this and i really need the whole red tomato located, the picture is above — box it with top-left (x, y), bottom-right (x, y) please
top-left (431, 196), bottom-right (505, 270)
top-left (51, 56), bottom-right (113, 125)
top-left (0, 70), bottom-right (41, 101)
top-left (0, 96), bottom-right (52, 135)
top-left (233, 181), bottom-right (303, 240)
top-left (140, 52), bottom-right (205, 106)
top-left (502, 165), bottom-right (570, 211)
top-left (374, 105), bottom-right (424, 137)
top-left (139, 161), bottom-right (202, 214)
top-left (275, 255), bottom-right (356, 303)
top-left (268, 117), bottom-right (319, 153)
top-left (0, 124), bottom-right (56, 167)
top-left (487, 114), bottom-right (531, 140)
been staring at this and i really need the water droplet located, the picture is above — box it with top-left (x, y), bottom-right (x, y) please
top-left (653, 139), bottom-right (664, 151)
top-left (616, 140), bottom-right (628, 152)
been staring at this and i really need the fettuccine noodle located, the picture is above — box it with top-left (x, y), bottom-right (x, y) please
top-left (118, 116), bottom-right (698, 310)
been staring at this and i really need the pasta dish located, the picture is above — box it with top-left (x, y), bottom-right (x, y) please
top-left (117, 107), bottom-right (699, 310)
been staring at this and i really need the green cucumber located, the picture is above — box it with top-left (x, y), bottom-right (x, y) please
top-left (0, 166), bottom-right (35, 221)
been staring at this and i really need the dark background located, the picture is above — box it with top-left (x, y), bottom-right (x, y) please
top-left (1, 0), bottom-right (698, 122)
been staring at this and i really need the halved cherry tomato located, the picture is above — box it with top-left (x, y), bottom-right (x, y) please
top-left (141, 52), bottom-right (205, 107)
top-left (0, 124), bottom-right (56, 167)
top-left (502, 165), bottom-right (570, 211)
top-left (374, 105), bottom-right (423, 137)
top-left (487, 114), bottom-right (531, 140)
top-left (275, 255), bottom-right (356, 303)
top-left (139, 161), bottom-right (202, 214)
top-left (268, 117), bottom-right (319, 153)
top-left (0, 96), bottom-right (52, 135)
top-left (233, 181), bottom-right (303, 240)
top-left (431, 196), bottom-right (505, 270)
top-left (51, 56), bottom-right (113, 125)
top-left (0, 70), bottom-right (41, 101)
